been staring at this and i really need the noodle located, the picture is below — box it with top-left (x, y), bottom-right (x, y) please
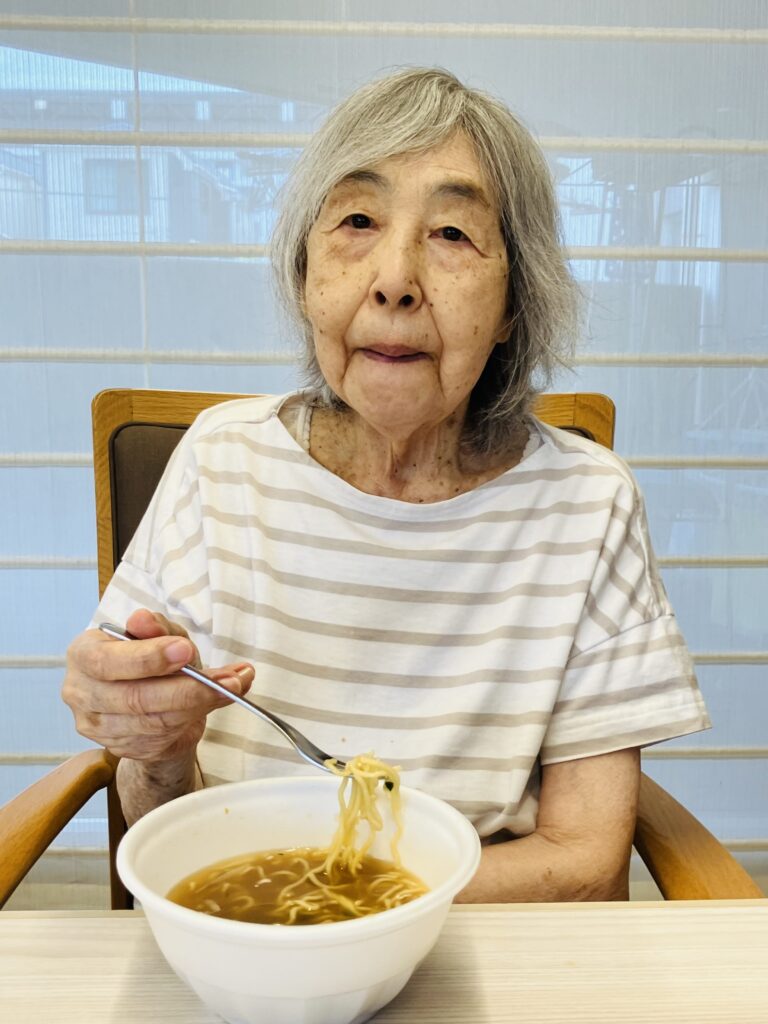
top-left (166, 754), bottom-right (427, 925)
top-left (322, 753), bottom-right (404, 874)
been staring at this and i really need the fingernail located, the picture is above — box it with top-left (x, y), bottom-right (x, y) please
top-left (234, 665), bottom-right (254, 682)
top-left (165, 639), bottom-right (191, 665)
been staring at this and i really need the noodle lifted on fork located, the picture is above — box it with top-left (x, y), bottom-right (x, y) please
top-left (273, 753), bottom-right (420, 923)
top-left (322, 753), bottom-right (404, 874)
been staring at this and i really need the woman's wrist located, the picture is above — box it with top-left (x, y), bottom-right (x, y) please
top-left (116, 748), bottom-right (201, 825)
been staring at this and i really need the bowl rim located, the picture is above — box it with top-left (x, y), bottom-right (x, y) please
top-left (117, 775), bottom-right (481, 946)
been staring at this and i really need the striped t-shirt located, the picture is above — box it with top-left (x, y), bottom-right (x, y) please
top-left (93, 392), bottom-right (710, 838)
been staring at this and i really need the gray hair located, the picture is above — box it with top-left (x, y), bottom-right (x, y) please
top-left (270, 66), bottom-right (580, 453)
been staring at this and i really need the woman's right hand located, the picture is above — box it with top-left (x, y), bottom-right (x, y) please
top-left (62, 607), bottom-right (255, 763)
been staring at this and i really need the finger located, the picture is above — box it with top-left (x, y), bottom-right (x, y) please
top-left (125, 609), bottom-right (203, 669)
top-left (71, 628), bottom-right (195, 683)
top-left (124, 608), bottom-right (173, 640)
top-left (73, 664), bottom-right (253, 716)
top-left (212, 662), bottom-right (255, 695)
top-left (126, 608), bottom-right (196, 645)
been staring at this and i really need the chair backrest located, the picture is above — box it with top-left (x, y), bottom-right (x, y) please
top-left (92, 389), bottom-right (615, 596)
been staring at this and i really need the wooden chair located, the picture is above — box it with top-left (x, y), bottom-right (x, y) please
top-left (0, 390), bottom-right (762, 909)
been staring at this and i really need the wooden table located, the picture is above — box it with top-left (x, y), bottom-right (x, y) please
top-left (1, 901), bottom-right (766, 1023)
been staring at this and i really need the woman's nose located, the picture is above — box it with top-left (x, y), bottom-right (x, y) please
top-left (368, 239), bottom-right (423, 311)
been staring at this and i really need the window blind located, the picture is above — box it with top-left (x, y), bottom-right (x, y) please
top-left (2, 3), bottom-right (766, 904)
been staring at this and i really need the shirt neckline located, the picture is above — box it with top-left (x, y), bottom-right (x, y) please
top-left (271, 391), bottom-right (550, 518)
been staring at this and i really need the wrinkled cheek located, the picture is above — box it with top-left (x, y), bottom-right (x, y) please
top-left (307, 301), bottom-right (350, 362)
top-left (308, 314), bottom-right (349, 389)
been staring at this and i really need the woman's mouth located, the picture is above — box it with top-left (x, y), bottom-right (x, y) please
top-left (361, 346), bottom-right (428, 364)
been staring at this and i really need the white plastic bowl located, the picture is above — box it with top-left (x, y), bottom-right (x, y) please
top-left (117, 775), bottom-right (481, 1024)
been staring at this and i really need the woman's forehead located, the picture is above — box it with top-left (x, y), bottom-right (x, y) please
top-left (322, 136), bottom-right (497, 212)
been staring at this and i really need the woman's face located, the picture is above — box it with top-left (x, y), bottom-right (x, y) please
top-left (304, 134), bottom-right (509, 442)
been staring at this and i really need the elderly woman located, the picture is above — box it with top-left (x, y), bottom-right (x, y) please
top-left (63, 68), bottom-right (709, 902)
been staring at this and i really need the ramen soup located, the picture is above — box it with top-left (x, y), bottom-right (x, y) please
top-left (167, 846), bottom-right (428, 925)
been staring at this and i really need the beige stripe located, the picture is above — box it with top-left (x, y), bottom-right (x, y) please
top-left (107, 574), bottom-right (203, 640)
top-left (206, 519), bottom-right (605, 565)
top-left (196, 459), bottom-right (619, 532)
top-left (204, 730), bottom-right (534, 773)
top-left (582, 588), bottom-right (622, 638)
top-left (108, 573), bottom-right (160, 610)
top-left (173, 558), bottom-right (590, 607)
top-left (566, 631), bottom-right (686, 670)
top-left (616, 565), bottom-right (655, 622)
top-left (157, 508), bottom-right (605, 567)
top-left (198, 433), bottom-right (308, 466)
top-left (541, 714), bottom-right (710, 761)
top-left (643, 746), bottom-right (768, 760)
top-left (157, 523), bottom-right (205, 576)
top-left (210, 593), bottom-right (580, 647)
top-left (553, 675), bottom-right (694, 714)
top-left (622, 530), bottom-right (658, 617)
top-left (239, 694), bottom-right (551, 731)
top-left (589, 505), bottom-right (656, 623)
top-left (590, 553), bottom-right (652, 629)
top-left (213, 643), bottom-right (560, 689)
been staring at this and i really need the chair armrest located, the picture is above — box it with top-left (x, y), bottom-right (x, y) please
top-left (0, 748), bottom-right (118, 908)
top-left (634, 772), bottom-right (764, 900)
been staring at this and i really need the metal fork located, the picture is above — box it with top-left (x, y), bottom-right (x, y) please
top-left (98, 622), bottom-right (346, 774)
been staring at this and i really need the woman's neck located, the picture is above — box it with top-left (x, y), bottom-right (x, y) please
top-left (307, 405), bottom-right (526, 503)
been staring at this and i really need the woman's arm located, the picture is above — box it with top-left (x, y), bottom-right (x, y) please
top-left (455, 747), bottom-right (640, 903)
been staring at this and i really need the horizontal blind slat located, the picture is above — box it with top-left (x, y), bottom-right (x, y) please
top-left (3, 349), bottom-right (768, 369)
top-left (3, 242), bottom-right (767, 262)
top-left (627, 457), bottom-right (768, 469)
top-left (3, 131), bottom-right (768, 155)
top-left (1, 16), bottom-right (767, 44)
top-left (0, 454), bottom-right (91, 467)
top-left (642, 747), bottom-right (768, 760)
top-left (0, 557), bottom-right (96, 569)
top-left (0, 348), bottom-right (295, 365)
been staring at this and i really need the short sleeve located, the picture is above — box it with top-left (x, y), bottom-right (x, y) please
top-left (88, 421), bottom-right (210, 645)
top-left (540, 475), bottom-right (711, 764)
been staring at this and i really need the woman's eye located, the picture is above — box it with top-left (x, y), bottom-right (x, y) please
top-left (439, 226), bottom-right (468, 243)
top-left (344, 213), bottom-right (372, 229)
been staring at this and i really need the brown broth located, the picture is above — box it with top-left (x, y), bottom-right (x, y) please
top-left (166, 846), bottom-right (428, 925)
